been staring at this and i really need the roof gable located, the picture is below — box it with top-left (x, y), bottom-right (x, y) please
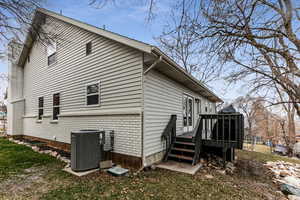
top-left (16, 8), bottom-right (222, 102)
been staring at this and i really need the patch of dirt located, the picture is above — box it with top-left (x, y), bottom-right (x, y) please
top-left (198, 157), bottom-right (287, 200)
top-left (0, 166), bottom-right (52, 200)
top-left (233, 159), bottom-right (287, 200)
top-left (235, 159), bottom-right (273, 178)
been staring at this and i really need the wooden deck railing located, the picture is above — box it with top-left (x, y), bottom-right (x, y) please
top-left (197, 114), bottom-right (244, 147)
top-left (192, 116), bottom-right (203, 165)
top-left (192, 113), bottom-right (244, 164)
top-left (161, 115), bottom-right (177, 161)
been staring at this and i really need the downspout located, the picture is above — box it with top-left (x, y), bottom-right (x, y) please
top-left (143, 55), bottom-right (162, 75)
top-left (140, 53), bottom-right (162, 169)
top-left (141, 52), bottom-right (145, 169)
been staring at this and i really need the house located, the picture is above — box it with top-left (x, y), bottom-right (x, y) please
top-left (7, 8), bottom-right (235, 168)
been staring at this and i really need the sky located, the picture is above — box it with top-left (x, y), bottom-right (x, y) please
top-left (0, 0), bottom-right (243, 102)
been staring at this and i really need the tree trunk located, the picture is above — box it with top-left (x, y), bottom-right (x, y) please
top-left (288, 108), bottom-right (296, 145)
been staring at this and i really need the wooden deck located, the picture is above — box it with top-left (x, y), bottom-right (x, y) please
top-left (177, 132), bottom-right (238, 148)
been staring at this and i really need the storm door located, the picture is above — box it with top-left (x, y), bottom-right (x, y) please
top-left (183, 95), bottom-right (193, 132)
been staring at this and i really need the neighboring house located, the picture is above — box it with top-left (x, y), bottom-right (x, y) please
top-left (7, 8), bottom-right (222, 168)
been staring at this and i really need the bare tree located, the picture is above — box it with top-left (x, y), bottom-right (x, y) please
top-left (156, 1), bottom-right (222, 84)
top-left (0, 0), bottom-right (46, 54)
top-left (234, 95), bottom-right (260, 150)
top-left (0, 73), bottom-right (8, 100)
top-left (273, 81), bottom-right (296, 145)
top-left (178, 0), bottom-right (300, 117)
top-left (278, 118), bottom-right (296, 156)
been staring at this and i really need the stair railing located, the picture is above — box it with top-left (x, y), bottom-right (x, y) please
top-left (161, 115), bottom-right (177, 161)
top-left (192, 116), bottom-right (203, 165)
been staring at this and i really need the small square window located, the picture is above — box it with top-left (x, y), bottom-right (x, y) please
top-left (86, 42), bottom-right (92, 55)
top-left (86, 83), bottom-right (99, 106)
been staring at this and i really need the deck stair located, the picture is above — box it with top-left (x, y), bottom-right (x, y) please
top-left (166, 136), bottom-right (196, 164)
top-left (162, 113), bottom-right (244, 166)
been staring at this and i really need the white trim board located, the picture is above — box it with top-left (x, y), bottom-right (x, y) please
top-left (59, 108), bottom-right (142, 117)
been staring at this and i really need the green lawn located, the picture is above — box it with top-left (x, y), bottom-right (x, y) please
top-left (237, 148), bottom-right (300, 164)
top-left (0, 138), bottom-right (60, 181)
top-left (0, 137), bottom-right (293, 200)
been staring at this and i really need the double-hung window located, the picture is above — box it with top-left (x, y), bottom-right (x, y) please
top-left (53, 93), bottom-right (60, 120)
top-left (47, 41), bottom-right (57, 65)
top-left (86, 82), bottom-right (100, 106)
top-left (38, 97), bottom-right (44, 120)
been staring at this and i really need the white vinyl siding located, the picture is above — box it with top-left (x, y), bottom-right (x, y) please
top-left (143, 69), bottom-right (215, 157)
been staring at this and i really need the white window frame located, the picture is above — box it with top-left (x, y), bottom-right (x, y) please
top-left (52, 93), bottom-right (60, 121)
top-left (86, 81), bottom-right (100, 107)
top-left (47, 41), bottom-right (57, 66)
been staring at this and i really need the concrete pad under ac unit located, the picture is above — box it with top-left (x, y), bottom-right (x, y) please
top-left (63, 166), bottom-right (99, 177)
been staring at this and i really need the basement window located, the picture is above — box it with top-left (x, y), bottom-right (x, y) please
top-left (47, 41), bottom-right (57, 66)
top-left (53, 93), bottom-right (60, 120)
top-left (86, 82), bottom-right (100, 106)
top-left (38, 97), bottom-right (44, 120)
top-left (86, 41), bottom-right (92, 55)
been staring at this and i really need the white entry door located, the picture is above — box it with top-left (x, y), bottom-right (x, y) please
top-left (183, 95), bottom-right (193, 132)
